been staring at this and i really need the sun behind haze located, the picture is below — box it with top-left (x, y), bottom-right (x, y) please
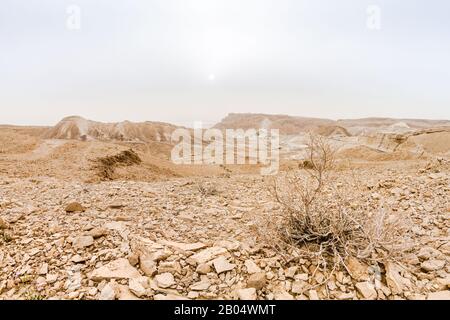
top-left (1, 0), bottom-right (449, 126)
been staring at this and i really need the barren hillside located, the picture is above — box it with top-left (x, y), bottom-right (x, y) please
top-left (337, 117), bottom-right (450, 129)
top-left (213, 113), bottom-right (336, 135)
top-left (44, 116), bottom-right (181, 143)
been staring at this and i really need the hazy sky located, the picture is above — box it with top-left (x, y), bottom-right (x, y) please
top-left (1, 0), bottom-right (449, 126)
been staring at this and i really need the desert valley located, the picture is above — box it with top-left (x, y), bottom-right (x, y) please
top-left (0, 113), bottom-right (449, 300)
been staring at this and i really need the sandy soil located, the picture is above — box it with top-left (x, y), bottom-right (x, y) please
top-left (0, 115), bottom-right (449, 300)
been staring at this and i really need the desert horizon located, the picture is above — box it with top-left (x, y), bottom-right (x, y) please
top-left (2, 112), bottom-right (450, 129)
top-left (1, 110), bottom-right (449, 302)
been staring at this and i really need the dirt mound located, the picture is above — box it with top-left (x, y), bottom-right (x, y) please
top-left (44, 116), bottom-right (180, 143)
top-left (94, 149), bottom-right (142, 180)
top-left (89, 145), bottom-right (182, 182)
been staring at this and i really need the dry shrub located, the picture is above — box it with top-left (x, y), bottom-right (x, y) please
top-left (95, 149), bottom-right (142, 180)
top-left (0, 230), bottom-right (13, 243)
top-left (420, 156), bottom-right (450, 173)
top-left (265, 135), bottom-right (411, 271)
top-left (197, 182), bottom-right (218, 197)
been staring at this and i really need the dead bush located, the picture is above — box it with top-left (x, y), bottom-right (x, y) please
top-left (197, 182), bottom-right (218, 197)
top-left (420, 156), bottom-right (450, 173)
top-left (0, 230), bottom-right (13, 243)
top-left (265, 135), bottom-right (411, 271)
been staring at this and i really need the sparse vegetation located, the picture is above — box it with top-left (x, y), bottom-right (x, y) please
top-left (1, 230), bottom-right (13, 243)
top-left (220, 164), bottom-right (232, 178)
top-left (197, 182), bottom-right (218, 197)
top-left (24, 290), bottom-right (45, 300)
top-left (266, 135), bottom-right (412, 272)
top-left (19, 275), bottom-right (33, 284)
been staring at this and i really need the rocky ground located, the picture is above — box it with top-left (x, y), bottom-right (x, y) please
top-left (0, 160), bottom-right (449, 300)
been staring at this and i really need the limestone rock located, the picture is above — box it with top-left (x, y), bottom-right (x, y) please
top-left (346, 257), bottom-right (368, 281)
top-left (285, 267), bottom-right (298, 279)
top-left (212, 256), bottom-right (236, 274)
top-left (109, 202), bottom-right (126, 209)
top-left (427, 291), bottom-right (450, 300)
top-left (158, 240), bottom-right (206, 252)
top-left (37, 263), bottom-right (48, 275)
top-left (336, 292), bottom-right (355, 300)
top-left (237, 288), bottom-right (257, 300)
top-left (155, 273), bottom-right (175, 288)
top-left (129, 277), bottom-right (148, 297)
top-left (417, 246), bottom-right (441, 260)
top-left (355, 282), bottom-right (377, 300)
top-left (274, 291), bottom-right (295, 300)
top-left (436, 275), bottom-right (450, 289)
top-left (0, 218), bottom-right (9, 230)
top-left (140, 259), bottom-right (157, 277)
top-left (385, 262), bottom-right (410, 295)
top-left (407, 294), bottom-right (426, 300)
top-left (187, 247), bottom-right (228, 265)
top-left (72, 236), bottom-right (94, 249)
top-left (421, 259), bottom-right (445, 272)
top-left (244, 260), bottom-right (261, 274)
top-left (86, 227), bottom-right (108, 239)
top-left (247, 272), bottom-right (266, 290)
top-left (308, 290), bottom-right (320, 300)
top-left (71, 254), bottom-right (86, 263)
top-left (90, 258), bottom-right (141, 281)
top-left (154, 294), bottom-right (190, 300)
top-left (99, 283), bottom-right (116, 300)
top-left (191, 280), bottom-right (211, 291)
top-left (105, 221), bottom-right (126, 232)
top-left (291, 281), bottom-right (307, 294)
top-left (196, 263), bottom-right (212, 275)
top-left (158, 260), bottom-right (182, 274)
top-left (65, 202), bottom-right (85, 213)
top-left (127, 253), bottom-right (139, 266)
top-left (214, 240), bottom-right (241, 251)
top-left (46, 274), bottom-right (58, 283)
top-left (116, 285), bottom-right (141, 300)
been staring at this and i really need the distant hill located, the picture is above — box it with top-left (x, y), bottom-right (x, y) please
top-left (213, 113), bottom-right (335, 135)
top-left (44, 116), bottom-right (182, 143)
top-left (336, 117), bottom-right (450, 129)
top-left (213, 113), bottom-right (450, 136)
